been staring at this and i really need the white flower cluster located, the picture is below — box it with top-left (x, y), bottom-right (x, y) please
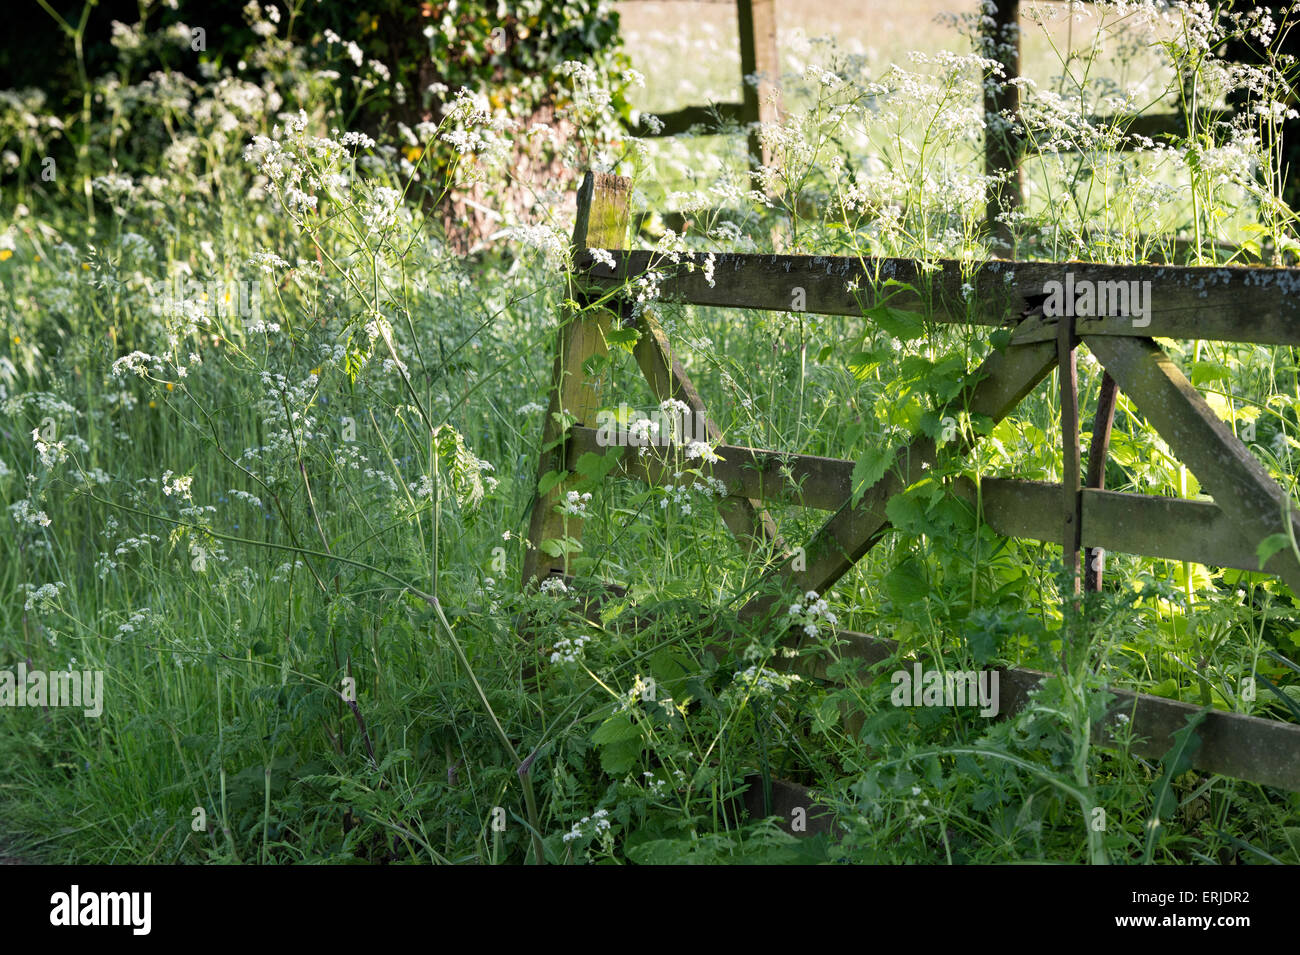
top-left (658, 482), bottom-right (696, 516)
top-left (362, 186), bottom-right (403, 234)
top-left (630, 269), bottom-right (662, 319)
top-left (3, 392), bottom-right (78, 420)
top-left (626, 417), bottom-right (659, 451)
top-left (539, 577), bottom-right (568, 596)
top-left (161, 470), bottom-right (194, 499)
top-left (905, 784), bottom-right (933, 826)
top-left (112, 533), bottom-right (161, 559)
top-left (92, 174), bottom-right (135, 199)
top-left (407, 475), bottom-right (435, 499)
top-left (23, 581), bottom-right (66, 614)
top-left (247, 251), bottom-right (289, 274)
top-left (505, 223), bottom-right (568, 270)
top-left (111, 350), bottom-right (160, 378)
top-left (560, 490), bottom-right (592, 518)
top-left (245, 317), bottom-right (282, 335)
top-left (10, 499), bottom-right (51, 528)
top-left (559, 61), bottom-right (613, 112)
top-left (684, 441), bottom-right (720, 464)
top-left (787, 590), bottom-right (838, 638)
top-left (549, 634), bottom-right (591, 665)
top-left (643, 767), bottom-right (687, 797)
top-left (657, 398), bottom-right (688, 435)
top-left (243, 109), bottom-right (385, 216)
top-left (32, 430), bottom-right (69, 469)
top-left (658, 473), bottom-right (727, 517)
top-left (613, 674), bottom-right (653, 714)
top-left (69, 466), bottom-right (111, 487)
top-left (226, 489), bottom-right (264, 510)
top-left (116, 607), bottom-right (153, 638)
top-left (731, 665), bottom-right (801, 698)
top-left (561, 808), bottom-right (611, 844)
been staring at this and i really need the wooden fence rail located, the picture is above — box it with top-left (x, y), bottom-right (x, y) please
top-left (581, 251), bottom-right (1300, 345)
top-left (523, 169), bottom-right (1300, 798)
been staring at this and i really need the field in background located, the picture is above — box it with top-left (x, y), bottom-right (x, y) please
top-left (614, 0), bottom-right (1195, 246)
top-left (616, 0), bottom-right (1177, 117)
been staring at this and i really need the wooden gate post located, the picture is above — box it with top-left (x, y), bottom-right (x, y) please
top-left (983, 0), bottom-right (1022, 252)
top-left (521, 172), bottom-right (631, 585)
top-left (737, 0), bottom-right (782, 175)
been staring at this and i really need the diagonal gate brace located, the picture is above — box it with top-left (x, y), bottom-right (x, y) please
top-left (740, 327), bottom-right (1060, 623)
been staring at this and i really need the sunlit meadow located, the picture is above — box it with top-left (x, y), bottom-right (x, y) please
top-left (2, 0), bottom-right (1300, 863)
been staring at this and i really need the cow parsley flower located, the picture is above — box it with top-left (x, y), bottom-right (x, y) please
top-left (549, 634), bottom-right (591, 665)
top-left (161, 470), bottom-right (194, 499)
top-left (560, 490), bottom-right (593, 518)
top-left (23, 581), bottom-right (66, 613)
top-left (685, 441), bottom-right (719, 463)
top-left (787, 589), bottom-right (839, 636)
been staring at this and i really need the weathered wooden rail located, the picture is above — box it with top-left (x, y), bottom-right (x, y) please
top-left (523, 170), bottom-right (1300, 798)
top-left (583, 251), bottom-right (1300, 344)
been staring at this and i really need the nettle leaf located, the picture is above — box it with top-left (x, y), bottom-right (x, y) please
top-left (648, 649), bottom-right (690, 688)
top-left (969, 413), bottom-right (997, 437)
top-left (897, 354), bottom-right (934, 379)
top-left (884, 556), bottom-right (929, 606)
top-left (605, 326), bottom-right (640, 354)
top-left (847, 350), bottom-right (881, 381)
top-left (925, 354), bottom-right (968, 403)
top-left (539, 536), bottom-right (582, 558)
top-left (537, 469), bottom-right (569, 497)
top-left (591, 713), bottom-right (641, 745)
top-left (851, 446), bottom-right (893, 505)
top-left (886, 396), bottom-right (925, 433)
top-left (884, 485), bottom-right (930, 535)
top-left (592, 713), bottom-right (643, 775)
top-left (1190, 361), bottom-right (1231, 387)
top-left (1257, 533), bottom-right (1292, 569)
top-left (574, 450), bottom-right (620, 483)
top-left (866, 305), bottom-right (926, 342)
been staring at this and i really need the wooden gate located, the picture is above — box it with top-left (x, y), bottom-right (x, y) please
top-left (523, 170), bottom-right (1300, 792)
